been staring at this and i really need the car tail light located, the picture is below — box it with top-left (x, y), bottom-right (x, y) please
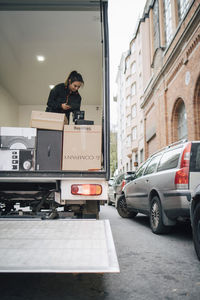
top-left (71, 184), bottom-right (102, 196)
top-left (121, 179), bottom-right (126, 191)
top-left (175, 142), bottom-right (191, 187)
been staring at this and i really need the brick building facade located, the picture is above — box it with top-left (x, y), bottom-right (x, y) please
top-left (116, 0), bottom-right (200, 172)
top-left (142, 0), bottom-right (200, 159)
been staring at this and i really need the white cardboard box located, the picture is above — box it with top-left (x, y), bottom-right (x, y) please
top-left (62, 125), bottom-right (102, 171)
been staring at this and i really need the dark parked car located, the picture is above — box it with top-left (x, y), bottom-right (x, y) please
top-left (117, 140), bottom-right (200, 237)
top-left (107, 172), bottom-right (135, 206)
top-left (190, 142), bottom-right (200, 261)
top-left (191, 186), bottom-right (200, 261)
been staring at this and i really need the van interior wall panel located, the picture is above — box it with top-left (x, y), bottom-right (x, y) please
top-left (0, 9), bottom-right (102, 118)
top-left (0, 85), bottom-right (19, 126)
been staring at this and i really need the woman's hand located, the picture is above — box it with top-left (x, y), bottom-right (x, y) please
top-left (61, 103), bottom-right (71, 110)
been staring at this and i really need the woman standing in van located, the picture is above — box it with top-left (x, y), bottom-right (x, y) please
top-left (46, 70), bottom-right (84, 123)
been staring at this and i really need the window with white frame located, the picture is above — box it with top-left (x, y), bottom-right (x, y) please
top-left (131, 41), bottom-right (135, 53)
top-left (178, 0), bottom-right (190, 21)
top-left (131, 82), bottom-right (136, 96)
top-left (140, 149), bottom-right (144, 163)
top-left (126, 76), bottom-right (131, 87)
top-left (126, 95), bottom-right (131, 107)
top-left (178, 101), bottom-right (188, 140)
top-left (131, 104), bottom-right (137, 118)
top-left (130, 159), bottom-right (132, 171)
top-left (132, 127), bottom-right (137, 141)
top-left (137, 29), bottom-right (141, 46)
top-left (127, 135), bottom-right (131, 146)
top-left (164, 0), bottom-right (173, 46)
top-left (153, 0), bottom-right (160, 50)
top-left (140, 120), bottom-right (143, 136)
top-left (139, 73), bottom-right (142, 90)
top-left (131, 62), bottom-right (136, 74)
top-left (127, 115), bottom-right (131, 127)
top-left (126, 57), bottom-right (130, 69)
top-left (138, 50), bottom-right (142, 67)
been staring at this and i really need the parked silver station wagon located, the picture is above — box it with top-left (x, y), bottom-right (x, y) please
top-left (117, 140), bottom-right (200, 235)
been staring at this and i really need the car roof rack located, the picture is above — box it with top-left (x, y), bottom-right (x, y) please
top-left (150, 139), bottom-right (188, 157)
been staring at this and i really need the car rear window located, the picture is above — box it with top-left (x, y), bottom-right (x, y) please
top-left (157, 147), bottom-right (182, 172)
top-left (190, 143), bottom-right (200, 172)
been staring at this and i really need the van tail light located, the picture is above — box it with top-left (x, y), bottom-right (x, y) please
top-left (121, 180), bottom-right (126, 191)
top-left (71, 184), bottom-right (102, 196)
top-left (175, 142), bottom-right (191, 187)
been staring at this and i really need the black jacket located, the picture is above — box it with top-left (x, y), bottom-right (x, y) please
top-left (46, 83), bottom-right (81, 122)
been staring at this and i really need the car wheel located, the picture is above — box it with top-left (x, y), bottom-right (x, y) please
top-left (117, 195), bottom-right (137, 218)
top-left (150, 196), bottom-right (170, 234)
top-left (192, 201), bottom-right (200, 261)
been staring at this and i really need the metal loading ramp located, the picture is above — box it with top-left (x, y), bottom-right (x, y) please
top-left (0, 219), bottom-right (120, 273)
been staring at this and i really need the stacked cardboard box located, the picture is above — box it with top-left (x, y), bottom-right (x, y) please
top-left (30, 111), bottom-right (102, 171)
top-left (30, 111), bottom-right (67, 131)
top-left (0, 111), bottom-right (102, 172)
top-left (62, 125), bottom-right (102, 171)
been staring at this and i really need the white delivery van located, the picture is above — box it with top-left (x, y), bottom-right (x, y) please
top-left (0, 0), bottom-right (119, 273)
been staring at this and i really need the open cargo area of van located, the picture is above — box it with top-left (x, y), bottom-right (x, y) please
top-left (0, 0), bottom-right (119, 273)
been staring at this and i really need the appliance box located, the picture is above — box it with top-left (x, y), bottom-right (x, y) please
top-left (62, 125), bottom-right (102, 171)
top-left (0, 127), bottom-right (36, 149)
top-left (0, 149), bottom-right (35, 171)
top-left (30, 111), bottom-right (68, 131)
top-left (36, 129), bottom-right (63, 171)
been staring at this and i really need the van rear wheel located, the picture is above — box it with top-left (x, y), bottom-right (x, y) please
top-left (150, 196), bottom-right (171, 234)
top-left (192, 201), bottom-right (200, 260)
top-left (117, 195), bottom-right (137, 218)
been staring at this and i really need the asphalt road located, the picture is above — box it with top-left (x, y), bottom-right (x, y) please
top-left (1, 205), bottom-right (200, 300)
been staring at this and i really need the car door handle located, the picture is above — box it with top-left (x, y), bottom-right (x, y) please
top-left (145, 179), bottom-right (149, 183)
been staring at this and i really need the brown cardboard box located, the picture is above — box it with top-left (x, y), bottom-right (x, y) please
top-left (62, 125), bottom-right (102, 171)
top-left (30, 111), bottom-right (68, 131)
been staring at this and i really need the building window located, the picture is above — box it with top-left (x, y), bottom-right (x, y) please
top-left (126, 95), bottom-right (131, 107)
top-left (140, 149), bottom-right (144, 163)
top-left (178, 102), bottom-right (188, 140)
top-left (126, 76), bottom-right (131, 87)
top-left (131, 82), bottom-right (136, 96)
top-left (130, 159), bottom-right (132, 171)
top-left (139, 73), bottom-right (142, 90)
top-left (178, 0), bottom-right (191, 21)
top-left (139, 50), bottom-right (142, 67)
top-left (131, 104), bottom-right (137, 118)
top-left (131, 62), bottom-right (136, 74)
top-left (127, 135), bottom-right (131, 146)
top-left (126, 57), bottom-right (130, 70)
top-left (153, 0), bottom-right (160, 50)
top-left (140, 120), bottom-right (143, 137)
top-left (164, 0), bottom-right (173, 46)
top-left (127, 115), bottom-right (131, 127)
top-left (132, 127), bottom-right (137, 141)
top-left (131, 41), bottom-right (135, 53)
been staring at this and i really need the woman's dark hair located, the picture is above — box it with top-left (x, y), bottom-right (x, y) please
top-left (65, 71), bottom-right (84, 87)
